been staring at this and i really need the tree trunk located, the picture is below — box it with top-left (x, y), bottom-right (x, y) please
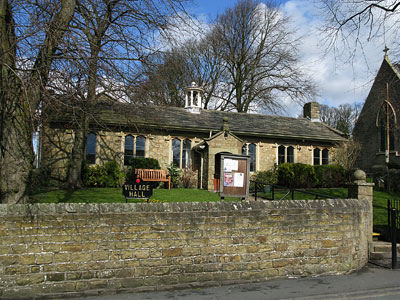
top-left (0, 0), bottom-right (76, 203)
top-left (66, 116), bottom-right (88, 189)
top-left (0, 97), bottom-right (33, 203)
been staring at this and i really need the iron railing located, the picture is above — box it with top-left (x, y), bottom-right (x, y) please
top-left (388, 199), bottom-right (400, 231)
top-left (387, 199), bottom-right (400, 269)
top-left (250, 180), bottom-right (337, 201)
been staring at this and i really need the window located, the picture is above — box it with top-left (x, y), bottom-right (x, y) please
top-left (172, 138), bottom-right (191, 168)
top-left (124, 135), bottom-right (134, 166)
top-left (136, 136), bottom-right (145, 158)
top-left (278, 145), bottom-right (294, 164)
top-left (278, 145), bottom-right (285, 165)
top-left (313, 148), bottom-right (320, 165)
top-left (86, 133), bottom-right (96, 164)
top-left (124, 135), bottom-right (146, 165)
top-left (172, 138), bottom-right (181, 167)
top-left (314, 148), bottom-right (329, 165)
top-left (378, 103), bottom-right (396, 152)
top-left (287, 146), bottom-right (294, 163)
top-left (182, 139), bottom-right (191, 168)
top-left (322, 149), bottom-right (329, 165)
top-left (242, 143), bottom-right (256, 171)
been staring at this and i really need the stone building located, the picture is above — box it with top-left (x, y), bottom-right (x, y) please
top-left (42, 83), bottom-right (347, 191)
top-left (353, 52), bottom-right (400, 173)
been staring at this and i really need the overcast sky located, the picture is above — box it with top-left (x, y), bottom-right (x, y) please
top-left (188, 0), bottom-right (394, 117)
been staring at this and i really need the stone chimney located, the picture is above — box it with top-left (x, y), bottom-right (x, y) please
top-left (303, 102), bottom-right (320, 121)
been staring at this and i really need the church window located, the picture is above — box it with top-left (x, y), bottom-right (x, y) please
top-left (172, 138), bottom-right (191, 168)
top-left (124, 135), bottom-right (146, 166)
top-left (287, 146), bottom-right (294, 163)
top-left (377, 102), bottom-right (396, 152)
top-left (136, 136), bottom-right (146, 158)
top-left (278, 145), bottom-right (294, 164)
top-left (278, 145), bottom-right (285, 164)
top-left (313, 148), bottom-right (320, 165)
top-left (86, 133), bottom-right (97, 165)
top-left (124, 135), bottom-right (134, 165)
top-left (242, 143), bottom-right (256, 171)
top-left (322, 149), bottom-right (329, 165)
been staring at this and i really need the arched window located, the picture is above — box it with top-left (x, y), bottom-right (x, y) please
top-left (172, 138), bottom-right (181, 167)
top-left (136, 136), bottom-right (146, 158)
top-left (278, 145), bottom-right (294, 164)
top-left (378, 103), bottom-right (396, 152)
top-left (322, 149), bottom-right (329, 165)
top-left (86, 133), bottom-right (97, 165)
top-left (248, 143), bottom-right (256, 172)
top-left (278, 145), bottom-right (285, 165)
top-left (313, 148), bottom-right (320, 165)
top-left (287, 146), bottom-right (294, 163)
top-left (124, 135), bottom-right (134, 166)
top-left (242, 143), bottom-right (256, 171)
top-left (172, 138), bottom-right (192, 168)
top-left (182, 139), bottom-right (191, 168)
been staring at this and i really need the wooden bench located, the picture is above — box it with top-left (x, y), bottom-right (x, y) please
top-left (135, 169), bottom-right (171, 190)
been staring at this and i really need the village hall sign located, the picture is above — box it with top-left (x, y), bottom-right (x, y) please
top-left (123, 178), bottom-right (153, 201)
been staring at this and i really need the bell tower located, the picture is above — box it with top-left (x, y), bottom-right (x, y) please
top-left (184, 82), bottom-right (204, 114)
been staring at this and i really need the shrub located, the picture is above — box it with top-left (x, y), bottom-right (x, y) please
top-left (167, 163), bottom-right (182, 188)
top-left (83, 161), bottom-right (124, 187)
top-left (181, 167), bottom-right (197, 189)
top-left (277, 163), bottom-right (316, 188)
top-left (277, 163), bottom-right (295, 187)
top-left (250, 169), bottom-right (277, 192)
top-left (292, 163), bottom-right (316, 188)
top-left (252, 170), bottom-right (278, 184)
top-left (314, 164), bottom-right (346, 188)
top-left (125, 157), bottom-right (160, 182)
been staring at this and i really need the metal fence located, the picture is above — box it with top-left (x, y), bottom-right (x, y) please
top-left (388, 199), bottom-right (400, 269)
top-left (250, 180), bottom-right (337, 201)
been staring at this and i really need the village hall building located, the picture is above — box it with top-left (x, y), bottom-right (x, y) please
top-left (42, 83), bottom-right (347, 191)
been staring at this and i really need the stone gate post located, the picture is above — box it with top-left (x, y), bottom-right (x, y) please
top-left (348, 170), bottom-right (375, 254)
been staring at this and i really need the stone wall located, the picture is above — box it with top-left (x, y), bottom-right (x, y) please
top-left (0, 198), bottom-right (371, 300)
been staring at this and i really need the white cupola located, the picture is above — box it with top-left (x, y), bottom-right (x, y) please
top-left (184, 81), bottom-right (204, 114)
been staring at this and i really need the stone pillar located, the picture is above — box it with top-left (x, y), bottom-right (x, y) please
top-left (348, 170), bottom-right (375, 254)
top-left (348, 170), bottom-right (374, 201)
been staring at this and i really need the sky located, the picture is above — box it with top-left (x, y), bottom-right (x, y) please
top-left (187, 0), bottom-right (393, 117)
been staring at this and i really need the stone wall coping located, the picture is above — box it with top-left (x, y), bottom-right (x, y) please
top-left (347, 182), bottom-right (375, 187)
top-left (0, 198), bottom-right (370, 216)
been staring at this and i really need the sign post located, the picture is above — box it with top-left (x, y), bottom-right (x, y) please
top-left (219, 154), bottom-right (250, 199)
top-left (123, 178), bottom-right (153, 202)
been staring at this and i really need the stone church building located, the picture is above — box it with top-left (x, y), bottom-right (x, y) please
top-left (42, 83), bottom-right (347, 191)
top-left (353, 53), bottom-right (400, 173)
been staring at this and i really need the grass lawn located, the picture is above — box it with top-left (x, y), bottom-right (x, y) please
top-left (30, 186), bottom-right (400, 229)
top-left (30, 187), bottom-right (240, 204)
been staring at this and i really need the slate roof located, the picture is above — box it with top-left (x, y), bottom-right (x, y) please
top-left (55, 102), bottom-right (347, 142)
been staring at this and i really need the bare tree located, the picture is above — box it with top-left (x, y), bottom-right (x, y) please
top-left (333, 138), bottom-right (362, 172)
top-left (134, 33), bottom-right (225, 110)
top-left (319, 102), bottom-right (363, 135)
top-left (47, 0), bottom-right (190, 189)
top-left (0, 0), bottom-right (76, 203)
top-left (138, 0), bottom-right (315, 114)
top-left (212, 0), bottom-right (315, 113)
top-left (318, 0), bottom-right (400, 57)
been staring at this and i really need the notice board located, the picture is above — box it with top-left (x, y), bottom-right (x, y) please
top-left (219, 154), bottom-right (250, 198)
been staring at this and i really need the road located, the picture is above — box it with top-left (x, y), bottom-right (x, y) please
top-left (81, 264), bottom-right (400, 300)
